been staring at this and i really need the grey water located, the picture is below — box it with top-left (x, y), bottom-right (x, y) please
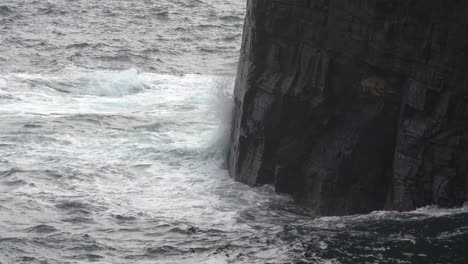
top-left (0, 1), bottom-right (467, 263)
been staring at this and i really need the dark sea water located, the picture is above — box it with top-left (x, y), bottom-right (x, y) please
top-left (0, 1), bottom-right (467, 263)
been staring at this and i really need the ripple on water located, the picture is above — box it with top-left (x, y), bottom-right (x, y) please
top-left (55, 200), bottom-right (107, 216)
top-left (26, 224), bottom-right (58, 234)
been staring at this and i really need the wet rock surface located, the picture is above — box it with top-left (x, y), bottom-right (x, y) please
top-left (229, 0), bottom-right (468, 215)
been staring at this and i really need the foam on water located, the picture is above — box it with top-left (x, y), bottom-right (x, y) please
top-left (410, 204), bottom-right (468, 217)
top-left (1, 69), bottom-right (468, 264)
top-left (0, 67), bottom-right (294, 263)
top-left (1, 68), bottom-right (149, 96)
top-left (75, 68), bottom-right (149, 96)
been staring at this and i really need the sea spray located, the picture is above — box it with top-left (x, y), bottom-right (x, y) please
top-left (203, 75), bottom-right (235, 167)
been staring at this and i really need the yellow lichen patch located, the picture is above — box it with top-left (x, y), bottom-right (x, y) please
top-left (361, 76), bottom-right (386, 96)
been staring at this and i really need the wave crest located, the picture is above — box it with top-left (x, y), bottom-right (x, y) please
top-left (4, 68), bottom-right (149, 97)
top-left (75, 68), bottom-right (149, 96)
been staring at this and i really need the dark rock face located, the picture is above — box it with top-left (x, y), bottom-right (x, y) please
top-left (229, 0), bottom-right (468, 215)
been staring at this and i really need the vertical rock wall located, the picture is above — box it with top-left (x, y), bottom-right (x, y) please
top-left (229, 0), bottom-right (468, 215)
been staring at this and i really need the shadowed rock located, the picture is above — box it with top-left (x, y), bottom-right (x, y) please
top-left (229, 0), bottom-right (468, 215)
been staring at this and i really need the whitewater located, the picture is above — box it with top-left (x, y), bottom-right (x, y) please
top-left (0, 0), bottom-right (467, 263)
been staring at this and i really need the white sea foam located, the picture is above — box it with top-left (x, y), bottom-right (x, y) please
top-left (409, 204), bottom-right (468, 216)
top-left (76, 68), bottom-right (150, 96)
top-left (1, 68), bottom-right (149, 96)
top-left (0, 77), bottom-right (6, 88)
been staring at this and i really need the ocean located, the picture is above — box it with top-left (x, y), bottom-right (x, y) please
top-left (0, 0), bottom-right (467, 263)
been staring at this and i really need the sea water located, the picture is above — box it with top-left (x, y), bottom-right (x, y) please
top-left (0, 1), bottom-right (467, 263)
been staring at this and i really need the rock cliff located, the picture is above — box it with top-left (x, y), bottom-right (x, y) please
top-left (228, 0), bottom-right (468, 215)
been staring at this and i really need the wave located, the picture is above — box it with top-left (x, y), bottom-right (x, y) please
top-left (308, 204), bottom-right (468, 232)
top-left (65, 43), bottom-right (91, 49)
top-left (75, 68), bottom-right (149, 96)
top-left (3, 68), bottom-right (150, 97)
top-left (219, 15), bottom-right (242, 22)
top-left (409, 204), bottom-right (468, 217)
top-left (26, 224), bottom-right (58, 234)
top-left (1, 69), bottom-right (236, 165)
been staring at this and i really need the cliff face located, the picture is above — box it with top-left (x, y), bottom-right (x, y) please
top-left (229, 0), bottom-right (468, 215)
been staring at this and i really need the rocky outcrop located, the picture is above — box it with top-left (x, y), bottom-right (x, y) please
top-left (229, 0), bottom-right (468, 215)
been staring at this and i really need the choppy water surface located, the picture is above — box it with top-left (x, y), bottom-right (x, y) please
top-left (0, 1), bottom-right (467, 263)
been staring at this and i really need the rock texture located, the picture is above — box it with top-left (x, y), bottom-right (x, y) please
top-left (229, 0), bottom-right (468, 215)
